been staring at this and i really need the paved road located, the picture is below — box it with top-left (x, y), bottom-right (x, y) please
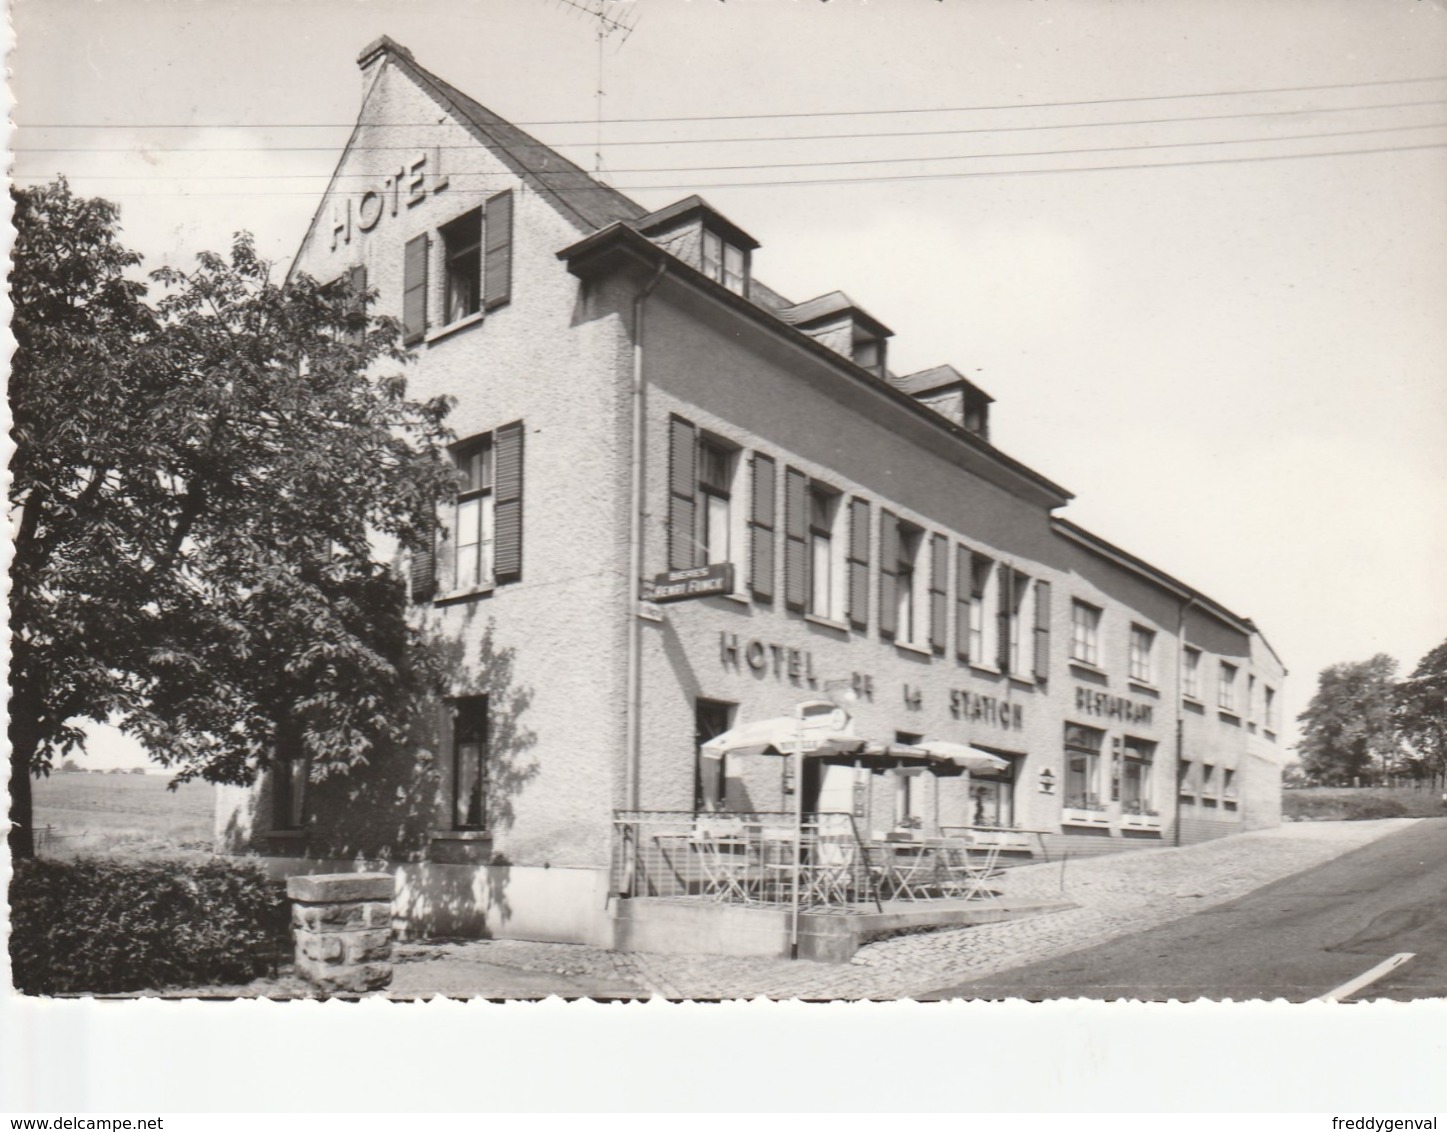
top-left (924, 818), bottom-right (1447, 1002)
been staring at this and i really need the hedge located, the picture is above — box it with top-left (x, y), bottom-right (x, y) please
top-left (10, 857), bottom-right (290, 995)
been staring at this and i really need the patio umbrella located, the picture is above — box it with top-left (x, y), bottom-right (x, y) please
top-left (913, 741), bottom-right (1011, 774)
top-left (699, 701), bottom-right (870, 959)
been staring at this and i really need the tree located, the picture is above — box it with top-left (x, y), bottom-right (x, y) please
top-left (9, 180), bottom-right (454, 859)
top-left (1395, 640), bottom-right (1447, 789)
top-left (1296, 654), bottom-right (1401, 786)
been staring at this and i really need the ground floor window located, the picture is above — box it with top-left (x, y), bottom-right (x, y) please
top-left (452, 695), bottom-right (489, 830)
top-left (1063, 723), bottom-right (1104, 810)
top-left (970, 752), bottom-right (1019, 827)
top-left (1121, 737), bottom-right (1156, 814)
top-left (694, 698), bottom-right (734, 812)
top-left (272, 751), bottom-right (308, 831)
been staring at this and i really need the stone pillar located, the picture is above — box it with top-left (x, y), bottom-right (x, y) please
top-left (287, 873), bottom-right (395, 992)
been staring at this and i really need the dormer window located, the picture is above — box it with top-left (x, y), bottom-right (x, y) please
top-left (636, 195), bottom-right (758, 300)
top-left (702, 230), bottom-right (747, 295)
top-left (854, 333), bottom-right (886, 378)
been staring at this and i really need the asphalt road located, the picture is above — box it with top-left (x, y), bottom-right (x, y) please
top-left (924, 818), bottom-right (1447, 1002)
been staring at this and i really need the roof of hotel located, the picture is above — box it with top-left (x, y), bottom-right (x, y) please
top-left (890, 365), bottom-right (995, 403)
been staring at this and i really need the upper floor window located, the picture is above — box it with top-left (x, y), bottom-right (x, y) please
top-left (698, 437), bottom-right (735, 567)
top-left (1264, 685), bottom-right (1278, 732)
top-left (701, 229), bottom-right (747, 295)
top-left (894, 522), bottom-right (924, 646)
top-left (669, 417), bottom-right (742, 582)
top-left (441, 209), bottom-right (482, 323)
top-left (1001, 570), bottom-right (1030, 675)
top-left (1183, 646), bottom-right (1202, 699)
top-left (1129, 624), bottom-right (1156, 684)
top-left (1219, 662), bottom-right (1239, 713)
top-left (410, 420), bottom-right (525, 602)
top-left (966, 553), bottom-right (994, 666)
top-left (807, 484), bottom-right (843, 621)
top-left (401, 189), bottom-right (513, 346)
top-left (1071, 600), bottom-right (1101, 666)
top-left (454, 436), bottom-right (495, 590)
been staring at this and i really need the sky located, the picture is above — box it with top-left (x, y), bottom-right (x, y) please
top-left (9, 0), bottom-right (1447, 767)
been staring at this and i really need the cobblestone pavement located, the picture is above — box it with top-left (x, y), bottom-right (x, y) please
top-left (385, 818), bottom-right (1421, 1001)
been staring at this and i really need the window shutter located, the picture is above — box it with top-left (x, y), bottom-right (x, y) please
top-left (409, 538), bottom-right (436, 603)
top-left (1033, 579), bottom-right (1052, 682)
top-left (749, 453), bottom-right (776, 601)
top-left (996, 563), bottom-right (1014, 672)
top-left (403, 233), bottom-right (428, 344)
top-left (783, 467), bottom-right (808, 612)
top-left (846, 497), bottom-right (870, 629)
top-left (954, 545), bottom-right (971, 661)
top-left (667, 416), bottom-right (698, 571)
top-left (878, 510), bottom-right (899, 639)
top-left (493, 421), bottom-right (524, 581)
top-left (928, 534), bottom-right (948, 654)
top-left (483, 190), bottom-right (513, 311)
top-left (346, 264), bottom-right (367, 344)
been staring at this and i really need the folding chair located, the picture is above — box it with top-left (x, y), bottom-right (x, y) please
top-left (952, 841), bottom-right (1004, 902)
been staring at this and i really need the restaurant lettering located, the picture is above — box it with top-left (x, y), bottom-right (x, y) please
top-left (949, 689), bottom-right (1024, 731)
top-left (1074, 686), bottom-right (1154, 726)
top-left (331, 149), bottom-right (449, 250)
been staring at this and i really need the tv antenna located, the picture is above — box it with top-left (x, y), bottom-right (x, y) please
top-left (550, 0), bottom-right (640, 180)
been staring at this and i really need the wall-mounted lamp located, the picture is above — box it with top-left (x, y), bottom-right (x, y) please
top-left (1038, 768), bottom-right (1057, 795)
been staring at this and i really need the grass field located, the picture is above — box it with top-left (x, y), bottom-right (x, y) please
top-left (31, 771), bottom-right (216, 855)
top-left (1282, 784), bottom-right (1446, 822)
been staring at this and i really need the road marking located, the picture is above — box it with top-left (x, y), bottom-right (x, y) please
top-left (1315, 952), bottom-right (1416, 1002)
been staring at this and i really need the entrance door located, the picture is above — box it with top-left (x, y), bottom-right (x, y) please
top-left (694, 699), bottom-right (734, 812)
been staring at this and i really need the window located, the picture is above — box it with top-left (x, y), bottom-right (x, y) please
top-left (784, 468), bottom-right (841, 616)
top-left (1219, 662), bottom-right (1238, 713)
top-left (1264, 685), bottom-right (1278, 732)
top-left (272, 723), bottom-right (308, 832)
top-left (895, 524), bottom-right (922, 645)
top-left (698, 438), bottom-right (734, 567)
top-left (701, 229), bottom-right (747, 295)
top-left (1000, 570), bottom-right (1030, 675)
top-left (1201, 763), bottom-right (1218, 806)
top-left (807, 484), bottom-right (842, 620)
top-left (1223, 767), bottom-right (1237, 799)
top-left (967, 553), bottom-right (992, 665)
top-left (1071, 600), bottom-right (1101, 666)
top-left (1183, 646), bottom-right (1202, 699)
top-left (454, 436), bottom-right (495, 590)
top-left (1178, 759), bottom-right (1196, 797)
top-left (418, 420), bottom-right (524, 598)
top-left (1129, 624), bottom-right (1156, 684)
top-left (441, 209), bottom-right (481, 323)
top-left (1121, 738), bottom-right (1156, 815)
top-left (1063, 723), bottom-right (1104, 810)
top-left (970, 753), bottom-right (1018, 828)
top-left (452, 696), bottom-right (489, 830)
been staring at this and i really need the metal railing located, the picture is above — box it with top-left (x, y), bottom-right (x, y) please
top-left (611, 810), bottom-right (883, 913)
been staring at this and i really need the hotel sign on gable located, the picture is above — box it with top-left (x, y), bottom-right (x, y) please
top-left (647, 562), bottom-right (735, 603)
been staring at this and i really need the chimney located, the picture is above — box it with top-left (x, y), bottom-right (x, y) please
top-left (357, 35), bottom-right (413, 92)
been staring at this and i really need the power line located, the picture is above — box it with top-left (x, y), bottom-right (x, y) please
top-left (20, 73), bottom-right (1447, 130)
top-left (17, 97), bottom-right (1443, 155)
top-left (23, 121), bottom-right (1444, 181)
top-left (16, 140), bottom-right (1444, 197)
